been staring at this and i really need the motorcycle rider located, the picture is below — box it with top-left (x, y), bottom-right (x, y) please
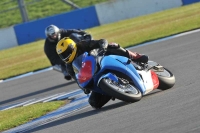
top-left (44, 24), bottom-right (87, 80)
top-left (56, 37), bottom-right (148, 109)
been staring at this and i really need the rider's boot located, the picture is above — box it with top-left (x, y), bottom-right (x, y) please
top-left (63, 71), bottom-right (72, 80)
top-left (61, 64), bottom-right (72, 80)
top-left (127, 50), bottom-right (149, 63)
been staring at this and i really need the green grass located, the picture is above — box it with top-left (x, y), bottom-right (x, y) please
top-left (0, 100), bottom-right (66, 132)
top-left (0, 2), bottom-right (200, 80)
top-left (0, 0), bottom-right (109, 28)
top-left (0, 40), bottom-right (50, 80)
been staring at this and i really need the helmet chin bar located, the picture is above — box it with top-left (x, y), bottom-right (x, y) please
top-left (48, 33), bottom-right (61, 42)
top-left (48, 36), bottom-right (58, 43)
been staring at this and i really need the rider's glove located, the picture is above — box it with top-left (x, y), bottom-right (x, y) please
top-left (99, 39), bottom-right (108, 50)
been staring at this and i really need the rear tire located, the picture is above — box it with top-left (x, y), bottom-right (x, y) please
top-left (155, 68), bottom-right (175, 90)
top-left (99, 78), bottom-right (142, 103)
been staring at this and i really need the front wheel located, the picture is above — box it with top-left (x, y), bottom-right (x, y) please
top-left (99, 78), bottom-right (142, 103)
top-left (154, 68), bottom-right (175, 90)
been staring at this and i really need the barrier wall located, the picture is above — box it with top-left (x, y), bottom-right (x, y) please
top-left (14, 6), bottom-right (99, 45)
top-left (0, 0), bottom-right (199, 50)
top-left (15, 0), bottom-right (183, 45)
top-left (95, 0), bottom-right (182, 25)
top-left (0, 26), bottom-right (18, 50)
top-left (182, 0), bottom-right (200, 5)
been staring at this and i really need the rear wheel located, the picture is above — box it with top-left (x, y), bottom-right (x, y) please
top-left (154, 68), bottom-right (175, 90)
top-left (99, 77), bottom-right (142, 103)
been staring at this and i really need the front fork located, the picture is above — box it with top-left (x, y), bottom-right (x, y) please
top-left (97, 73), bottom-right (118, 87)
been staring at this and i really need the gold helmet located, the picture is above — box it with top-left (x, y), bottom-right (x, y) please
top-left (56, 37), bottom-right (77, 64)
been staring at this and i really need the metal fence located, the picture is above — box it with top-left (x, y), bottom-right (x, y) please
top-left (0, 0), bottom-right (78, 23)
top-left (0, 0), bottom-right (80, 28)
top-left (0, 0), bottom-right (109, 28)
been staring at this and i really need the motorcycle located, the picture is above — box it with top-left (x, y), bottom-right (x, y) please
top-left (73, 48), bottom-right (175, 103)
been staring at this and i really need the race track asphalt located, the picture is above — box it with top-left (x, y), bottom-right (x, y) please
top-left (1, 30), bottom-right (200, 133)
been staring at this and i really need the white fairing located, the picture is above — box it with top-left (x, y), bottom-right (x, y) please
top-left (137, 70), bottom-right (154, 95)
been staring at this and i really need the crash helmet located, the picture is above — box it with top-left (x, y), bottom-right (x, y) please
top-left (45, 25), bottom-right (61, 42)
top-left (56, 37), bottom-right (77, 64)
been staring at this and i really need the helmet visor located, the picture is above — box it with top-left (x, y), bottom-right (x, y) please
top-left (48, 32), bottom-right (58, 39)
top-left (58, 46), bottom-right (73, 62)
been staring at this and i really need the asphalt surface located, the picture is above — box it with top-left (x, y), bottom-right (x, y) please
top-left (1, 30), bottom-right (200, 133)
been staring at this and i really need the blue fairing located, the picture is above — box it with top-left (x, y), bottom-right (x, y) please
top-left (73, 53), bottom-right (97, 88)
top-left (98, 55), bottom-right (146, 94)
top-left (73, 52), bottom-right (146, 95)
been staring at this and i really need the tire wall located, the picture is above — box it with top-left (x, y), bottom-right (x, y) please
top-left (95, 0), bottom-right (182, 25)
top-left (0, 26), bottom-right (18, 50)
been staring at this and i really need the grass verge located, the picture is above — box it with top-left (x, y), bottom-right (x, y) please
top-left (0, 100), bottom-right (66, 132)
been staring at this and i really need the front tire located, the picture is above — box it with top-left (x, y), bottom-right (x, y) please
top-left (88, 91), bottom-right (111, 109)
top-left (99, 78), bottom-right (142, 103)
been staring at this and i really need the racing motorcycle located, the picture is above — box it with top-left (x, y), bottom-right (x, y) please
top-left (73, 49), bottom-right (175, 102)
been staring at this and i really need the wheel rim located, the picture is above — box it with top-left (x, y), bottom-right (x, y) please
top-left (155, 69), bottom-right (171, 77)
top-left (104, 78), bottom-right (139, 94)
